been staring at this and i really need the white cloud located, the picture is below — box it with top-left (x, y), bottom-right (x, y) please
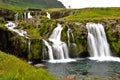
top-left (58, 0), bottom-right (120, 8)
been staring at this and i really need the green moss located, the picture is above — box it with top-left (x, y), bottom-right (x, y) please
top-left (30, 39), bottom-right (42, 59)
top-left (105, 23), bottom-right (120, 56)
top-left (0, 17), bottom-right (5, 23)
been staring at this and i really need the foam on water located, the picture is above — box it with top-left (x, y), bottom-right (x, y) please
top-left (89, 56), bottom-right (120, 62)
top-left (48, 59), bottom-right (76, 63)
top-left (5, 21), bottom-right (28, 38)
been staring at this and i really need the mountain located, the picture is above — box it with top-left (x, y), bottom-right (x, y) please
top-left (0, 0), bottom-right (65, 8)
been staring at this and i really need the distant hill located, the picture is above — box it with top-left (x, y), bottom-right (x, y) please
top-left (0, 0), bottom-right (65, 8)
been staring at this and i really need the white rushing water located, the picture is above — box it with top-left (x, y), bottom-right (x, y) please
top-left (5, 21), bottom-right (32, 63)
top-left (23, 12), bottom-right (27, 20)
top-left (28, 38), bottom-right (32, 64)
top-left (86, 23), bottom-right (120, 62)
top-left (43, 23), bottom-right (75, 63)
top-left (28, 38), bottom-right (31, 59)
top-left (27, 12), bottom-right (33, 19)
top-left (14, 12), bottom-right (18, 21)
top-left (46, 12), bottom-right (51, 19)
top-left (67, 28), bottom-right (71, 46)
top-left (5, 21), bottom-right (28, 38)
top-left (43, 40), bottom-right (54, 60)
top-left (67, 27), bottom-right (76, 46)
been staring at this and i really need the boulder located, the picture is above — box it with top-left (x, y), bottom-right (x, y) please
top-left (34, 64), bottom-right (45, 68)
top-left (66, 74), bottom-right (76, 80)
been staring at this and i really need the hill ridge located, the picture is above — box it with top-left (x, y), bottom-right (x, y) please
top-left (0, 0), bottom-right (65, 8)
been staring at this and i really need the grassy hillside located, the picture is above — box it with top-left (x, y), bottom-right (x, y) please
top-left (59, 8), bottom-right (120, 21)
top-left (0, 0), bottom-right (64, 10)
top-left (0, 51), bottom-right (57, 80)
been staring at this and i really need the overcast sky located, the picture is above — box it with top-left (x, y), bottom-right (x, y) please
top-left (58, 0), bottom-right (120, 8)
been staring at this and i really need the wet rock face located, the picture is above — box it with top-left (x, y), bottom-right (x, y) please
top-left (114, 24), bottom-right (120, 39)
top-left (75, 22), bottom-right (87, 36)
top-left (0, 29), bottom-right (28, 58)
top-left (0, 9), bottom-right (14, 20)
top-left (50, 9), bottom-right (77, 19)
top-left (0, 18), bottom-right (120, 60)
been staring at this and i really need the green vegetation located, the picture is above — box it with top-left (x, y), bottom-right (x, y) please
top-left (0, 51), bottom-right (57, 80)
top-left (0, 7), bottom-right (119, 58)
top-left (0, 1), bottom-right (24, 11)
top-left (59, 8), bottom-right (120, 21)
top-left (0, 6), bottom-right (120, 80)
top-left (106, 23), bottom-right (120, 56)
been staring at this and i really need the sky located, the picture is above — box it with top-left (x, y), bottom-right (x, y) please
top-left (58, 0), bottom-right (120, 8)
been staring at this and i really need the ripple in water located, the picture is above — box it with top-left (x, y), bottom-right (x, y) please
top-left (45, 59), bottom-right (120, 80)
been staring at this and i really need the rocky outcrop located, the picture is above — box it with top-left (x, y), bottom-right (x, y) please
top-left (0, 9), bottom-right (14, 20)
top-left (0, 16), bottom-right (120, 61)
top-left (0, 28), bottom-right (43, 60)
top-left (0, 28), bottom-right (28, 58)
top-left (50, 9), bottom-right (78, 19)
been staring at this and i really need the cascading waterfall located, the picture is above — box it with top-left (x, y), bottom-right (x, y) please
top-left (5, 21), bottom-right (28, 38)
top-left (23, 12), bottom-right (27, 20)
top-left (28, 12), bottom-right (33, 19)
top-left (67, 27), bottom-right (78, 58)
top-left (67, 28), bottom-right (71, 46)
top-left (43, 23), bottom-right (75, 63)
top-left (28, 38), bottom-right (32, 63)
top-left (5, 21), bottom-right (33, 63)
top-left (49, 23), bottom-right (69, 59)
top-left (14, 12), bottom-right (18, 21)
top-left (43, 40), bottom-right (54, 60)
top-left (46, 12), bottom-right (51, 19)
top-left (67, 27), bottom-right (76, 46)
top-left (86, 23), bottom-right (120, 62)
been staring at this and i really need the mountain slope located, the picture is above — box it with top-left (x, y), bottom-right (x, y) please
top-left (0, 0), bottom-right (65, 8)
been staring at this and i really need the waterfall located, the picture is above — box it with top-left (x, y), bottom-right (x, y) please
top-left (67, 28), bottom-right (71, 46)
top-left (67, 27), bottom-right (78, 57)
top-left (67, 27), bottom-right (75, 46)
top-left (5, 21), bottom-right (28, 38)
top-left (23, 12), bottom-right (27, 20)
top-left (28, 12), bottom-right (32, 19)
top-left (43, 40), bottom-right (54, 60)
top-left (86, 23), bottom-right (120, 62)
top-left (28, 38), bottom-right (32, 64)
top-left (49, 23), bottom-right (69, 59)
top-left (43, 23), bottom-right (75, 63)
top-left (46, 12), bottom-right (51, 19)
top-left (14, 12), bottom-right (18, 21)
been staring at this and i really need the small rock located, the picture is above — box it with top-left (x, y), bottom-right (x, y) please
top-left (34, 64), bottom-right (45, 68)
top-left (66, 74), bottom-right (76, 80)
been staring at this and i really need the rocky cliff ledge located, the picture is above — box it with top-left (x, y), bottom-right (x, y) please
top-left (0, 8), bottom-right (120, 62)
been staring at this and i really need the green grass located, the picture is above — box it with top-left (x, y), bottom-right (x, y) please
top-left (45, 8), bottom-right (66, 12)
top-left (59, 8), bottom-right (120, 21)
top-left (0, 51), bottom-right (57, 80)
top-left (0, 1), bottom-right (24, 11)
